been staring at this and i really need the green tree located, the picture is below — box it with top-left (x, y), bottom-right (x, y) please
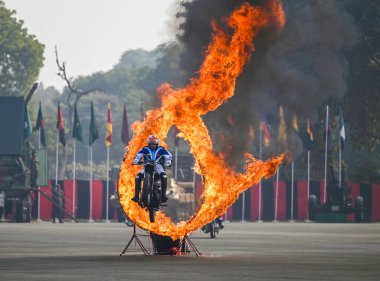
top-left (0, 1), bottom-right (44, 96)
top-left (344, 0), bottom-right (380, 150)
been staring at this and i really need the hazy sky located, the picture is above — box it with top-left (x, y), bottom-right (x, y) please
top-left (3, 0), bottom-right (179, 91)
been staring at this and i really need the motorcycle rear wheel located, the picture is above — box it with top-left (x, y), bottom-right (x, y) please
top-left (210, 222), bottom-right (216, 238)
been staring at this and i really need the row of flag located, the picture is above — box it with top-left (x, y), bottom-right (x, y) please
top-left (32, 102), bottom-right (131, 148)
top-left (28, 102), bottom-right (346, 154)
top-left (258, 107), bottom-right (346, 152)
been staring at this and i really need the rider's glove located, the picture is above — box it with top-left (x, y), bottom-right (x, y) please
top-left (164, 161), bottom-right (171, 167)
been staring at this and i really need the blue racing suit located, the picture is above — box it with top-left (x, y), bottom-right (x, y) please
top-left (132, 146), bottom-right (172, 202)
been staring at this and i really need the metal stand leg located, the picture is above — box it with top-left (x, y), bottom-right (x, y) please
top-left (179, 235), bottom-right (201, 256)
top-left (120, 224), bottom-right (150, 256)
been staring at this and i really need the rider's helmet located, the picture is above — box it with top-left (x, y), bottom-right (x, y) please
top-left (147, 135), bottom-right (159, 150)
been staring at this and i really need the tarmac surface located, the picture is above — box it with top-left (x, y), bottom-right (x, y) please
top-left (0, 221), bottom-right (379, 281)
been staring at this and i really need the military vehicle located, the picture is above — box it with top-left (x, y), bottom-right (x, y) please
top-left (0, 84), bottom-right (44, 222)
top-left (308, 165), bottom-right (364, 222)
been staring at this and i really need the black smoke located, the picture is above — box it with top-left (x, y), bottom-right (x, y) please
top-left (174, 0), bottom-right (357, 165)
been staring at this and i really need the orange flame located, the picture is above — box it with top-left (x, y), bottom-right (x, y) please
top-left (118, 1), bottom-right (286, 240)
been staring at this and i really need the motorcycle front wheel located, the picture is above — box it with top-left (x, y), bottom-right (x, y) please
top-left (141, 174), bottom-right (153, 207)
top-left (210, 222), bottom-right (216, 238)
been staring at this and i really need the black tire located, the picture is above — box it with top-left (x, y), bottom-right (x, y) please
top-left (210, 222), bottom-right (215, 238)
top-left (26, 194), bottom-right (32, 222)
top-left (15, 200), bottom-right (23, 222)
top-left (308, 195), bottom-right (317, 221)
top-left (141, 175), bottom-right (152, 207)
top-left (354, 196), bottom-right (364, 223)
top-left (15, 195), bottom-right (31, 223)
top-left (149, 208), bottom-right (156, 223)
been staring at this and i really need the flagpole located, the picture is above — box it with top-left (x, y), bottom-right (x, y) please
top-left (338, 109), bottom-right (345, 189)
top-left (258, 127), bottom-right (263, 222)
top-left (307, 150), bottom-right (310, 221)
top-left (73, 140), bottom-right (76, 220)
top-left (241, 190), bottom-right (245, 222)
top-left (323, 105), bottom-right (329, 204)
top-left (192, 169), bottom-right (196, 213)
top-left (290, 161), bottom-right (294, 222)
top-left (106, 146), bottom-right (110, 222)
top-left (274, 167), bottom-right (279, 222)
top-left (175, 145), bottom-right (178, 180)
top-left (89, 144), bottom-right (93, 222)
top-left (55, 131), bottom-right (59, 188)
top-left (339, 135), bottom-right (342, 188)
top-left (37, 130), bottom-right (41, 222)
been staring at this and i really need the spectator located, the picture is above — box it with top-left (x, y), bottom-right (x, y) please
top-left (52, 184), bottom-right (64, 223)
top-left (30, 151), bottom-right (39, 188)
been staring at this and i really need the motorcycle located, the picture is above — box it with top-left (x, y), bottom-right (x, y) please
top-left (201, 217), bottom-right (223, 238)
top-left (136, 156), bottom-right (165, 223)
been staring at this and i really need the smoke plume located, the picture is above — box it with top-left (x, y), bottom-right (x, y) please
top-left (174, 0), bottom-right (357, 164)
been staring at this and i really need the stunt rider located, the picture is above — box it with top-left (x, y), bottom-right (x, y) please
top-left (131, 135), bottom-right (172, 203)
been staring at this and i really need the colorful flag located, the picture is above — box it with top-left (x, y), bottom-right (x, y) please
top-left (35, 102), bottom-right (46, 146)
top-left (121, 103), bottom-right (130, 145)
top-left (23, 104), bottom-right (32, 139)
top-left (56, 102), bottom-right (66, 146)
top-left (248, 125), bottom-right (255, 144)
top-left (339, 108), bottom-right (346, 150)
top-left (72, 102), bottom-right (83, 143)
top-left (105, 103), bottom-right (112, 147)
top-left (260, 119), bottom-right (271, 147)
top-left (89, 101), bottom-right (99, 146)
top-left (292, 115), bottom-right (299, 134)
top-left (305, 119), bottom-right (313, 151)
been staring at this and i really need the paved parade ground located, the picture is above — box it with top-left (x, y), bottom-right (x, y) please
top-left (0, 221), bottom-right (379, 281)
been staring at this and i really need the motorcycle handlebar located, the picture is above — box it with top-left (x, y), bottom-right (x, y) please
top-left (132, 155), bottom-right (165, 166)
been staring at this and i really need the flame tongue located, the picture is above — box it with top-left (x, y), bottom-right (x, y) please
top-left (119, 1), bottom-right (286, 240)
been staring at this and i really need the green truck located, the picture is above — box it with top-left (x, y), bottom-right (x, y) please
top-left (0, 84), bottom-right (47, 222)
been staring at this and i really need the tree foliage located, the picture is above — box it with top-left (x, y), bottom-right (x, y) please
top-left (344, 0), bottom-right (380, 151)
top-left (0, 1), bottom-right (44, 96)
top-left (24, 2), bottom-right (380, 183)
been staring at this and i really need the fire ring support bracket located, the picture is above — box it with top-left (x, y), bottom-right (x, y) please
top-left (119, 225), bottom-right (201, 257)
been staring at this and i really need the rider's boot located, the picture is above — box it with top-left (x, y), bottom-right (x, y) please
top-left (160, 173), bottom-right (168, 202)
top-left (131, 173), bottom-right (143, 202)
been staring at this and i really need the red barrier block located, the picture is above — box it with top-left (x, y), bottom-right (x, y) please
top-left (249, 184), bottom-right (260, 221)
top-left (195, 180), bottom-right (203, 201)
top-left (40, 182), bottom-right (53, 220)
top-left (371, 184), bottom-right (380, 221)
top-left (297, 181), bottom-right (308, 220)
top-left (347, 183), bottom-right (360, 222)
top-left (226, 206), bottom-right (233, 221)
top-left (273, 181), bottom-right (286, 221)
top-left (63, 180), bottom-right (77, 219)
top-left (91, 180), bottom-right (103, 220)
top-left (320, 181), bottom-right (326, 205)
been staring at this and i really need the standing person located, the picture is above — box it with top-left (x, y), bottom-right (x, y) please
top-left (131, 135), bottom-right (172, 203)
top-left (30, 151), bottom-right (39, 188)
top-left (52, 184), bottom-right (64, 223)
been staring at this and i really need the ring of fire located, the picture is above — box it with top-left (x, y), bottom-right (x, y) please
top-left (118, 1), bottom-right (287, 240)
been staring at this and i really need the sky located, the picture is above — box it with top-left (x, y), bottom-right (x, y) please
top-left (3, 0), bottom-right (179, 91)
